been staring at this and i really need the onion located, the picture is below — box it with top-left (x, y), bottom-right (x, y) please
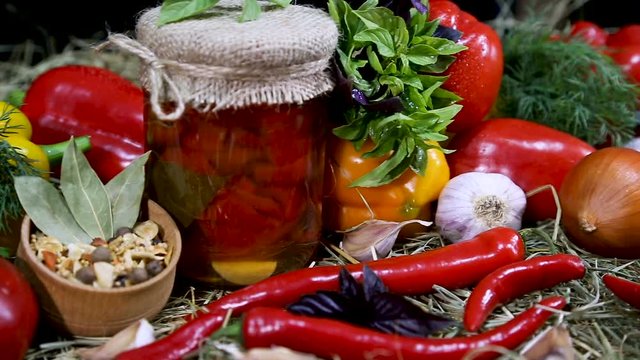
top-left (559, 147), bottom-right (640, 259)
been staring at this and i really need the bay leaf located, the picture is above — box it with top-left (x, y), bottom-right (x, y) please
top-left (14, 176), bottom-right (93, 244)
top-left (105, 151), bottom-right (150, 230)
top-left (60, 137), bottom-right (113, 240)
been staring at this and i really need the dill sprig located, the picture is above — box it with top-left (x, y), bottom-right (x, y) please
top-left (493, 21), bottom-right (639, 146)
top-left (0, 108), bottom-right (41, 233)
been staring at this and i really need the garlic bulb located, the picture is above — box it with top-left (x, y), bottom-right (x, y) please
top-left (435, 172), bottom-right (526, 243)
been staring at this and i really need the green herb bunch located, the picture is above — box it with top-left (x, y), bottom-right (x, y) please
top-left (494, 21), bottom-right (639, 146)
top-left (158, 0), bottom-right (292, 24)
top-left (14, 139), bottom-right (150, 245)
top-left (0, 108), bottom-right (41, 233)
top-left (329, 0), bottom-right (466, 187)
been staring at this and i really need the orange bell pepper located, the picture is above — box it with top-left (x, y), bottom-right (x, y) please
top-left (323, 138), bottom-right (449, 232)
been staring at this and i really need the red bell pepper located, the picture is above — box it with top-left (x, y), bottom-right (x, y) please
top-left (447, 118), bottom-right (595, 222)
top-left (21, 65), bottom-right (145, 182)
top-left (428, 1), bottom-right (504, 134)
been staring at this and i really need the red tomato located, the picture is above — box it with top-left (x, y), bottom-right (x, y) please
top-left (607, 24), bottom-right (640, 48)
top-left (428, 1), bottom-right (504, 133)
top-left (447, 118), bottom-right (595, 222)
top-left (570, 20), bottom-right (608, 47)
top-left (0, 258), bottom-right (39, 360)
top-left (607, 45), bottom-right (640, 84)
top-left (197, 176), bottom-right (305, 258)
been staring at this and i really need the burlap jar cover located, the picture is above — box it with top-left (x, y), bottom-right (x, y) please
top-left (103, 0), bottom-right (339, 120)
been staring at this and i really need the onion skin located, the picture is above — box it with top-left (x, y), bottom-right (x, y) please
top-left (559, 147), bottom-right (640, 259)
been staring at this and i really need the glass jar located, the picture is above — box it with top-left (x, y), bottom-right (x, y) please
top-left (130, 1), bottom-right (338, 286)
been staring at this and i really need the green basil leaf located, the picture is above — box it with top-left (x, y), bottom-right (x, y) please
top-left (367, 46), bottom-right (384, 74)
top-left (402, 76), bottom-right (423, 90)
top-left (105, 151), bottom-right (150, 231)
top-left (61, 138), bottom-right (113, 240)
top-left (354, 28), bottom-right (395, 58)
top-left (269, 0), bottom-right (291, 7)
top-left (432, 87), bottom-right (463, 102)
top-left (410, 145), bottom-right (427, 175)
top-left (158, 0), bottom-right (219, 25)
top-left (333, 119), bottom-right (369, 141)
top-left (379, 75), bottom-right (404, 96)
top-left (421, 81), bottom-right (444, 108)
top-left (408, 87), bottom-right (427, 109)
top-left (240, 0), bottom-right (261, 22)
top-left (431, 104), bottom-right (463, 121)
top-left (421, 55), bottom-right (457, 73)
top-left (15, 176), bottom-right (92, 245)
top-left (407, 46), bottom-right (439, 66)
top-left (358, 0), bottom-right (379, 10)
top-left (350, 139), bottom-right (411, 187)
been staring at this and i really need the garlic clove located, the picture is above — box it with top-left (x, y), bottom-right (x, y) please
top-left (340, 219), bottom-right (432, 262)
top-left (435, 172), bottom-right (526, 243)
top-left (76, 319), bottom-right (155, 360)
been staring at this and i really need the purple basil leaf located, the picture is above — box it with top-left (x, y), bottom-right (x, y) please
top-left (352, 88), bottom-right (370, 105)
top-left (434, 25), bottom-right (463, 42)
top-left (363, 97), bottom-right (404, 113)
top-left (287, 291), bottom-right (354, 318)
top-left (362, 265), bottom-right (387, 301)
top-left (339, 267), bottom-right (363, 300)
top-left (411, 0), bottom-right (428, 14)
top-left (368, 292), bottom-right (455, 337)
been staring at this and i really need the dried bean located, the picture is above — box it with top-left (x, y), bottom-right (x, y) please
top-left (130, 267), bottom-right (149, 284)
top-left (75, 266), bottom-right (97, 284)
top-left (92, 247), bottom-right (113, 263)
top-left (146, 260), bottom-right (165, 276)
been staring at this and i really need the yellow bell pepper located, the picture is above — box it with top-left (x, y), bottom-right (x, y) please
top-left (1, 102), bottom-right (91, 179)
top-left (323, 138), bottom-right (450, 232)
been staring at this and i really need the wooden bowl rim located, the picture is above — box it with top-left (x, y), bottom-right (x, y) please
top-left (19, 199), bottom-right (182, 294)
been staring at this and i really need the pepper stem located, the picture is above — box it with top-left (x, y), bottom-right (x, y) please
top-left (39, 135), bottom-right (92, 166)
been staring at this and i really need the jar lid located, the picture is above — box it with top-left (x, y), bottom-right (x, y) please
top-left (102, 1), bottom-right (338, 119)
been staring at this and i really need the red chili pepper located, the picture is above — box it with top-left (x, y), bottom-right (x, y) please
top-left (21, 65), bottom-right (145, 182)
top-left (428, 1), bottom-right (504, 134)
top-left (117, 227), bottom-right (525, 360)
top-left (242, 296), bottom-right (566, 360)
top-left (602, 274), bottom-right (640, 310)
top-left (464, 254), bottom-right (585, 332)
top-left (447, 118), bottom-right (595, 222)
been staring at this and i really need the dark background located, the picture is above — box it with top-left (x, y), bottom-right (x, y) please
top-left (0, 0), bottom-right (637, 63)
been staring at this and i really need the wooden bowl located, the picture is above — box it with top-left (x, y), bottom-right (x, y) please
top-left (15, 200), bottom-right (182, 337)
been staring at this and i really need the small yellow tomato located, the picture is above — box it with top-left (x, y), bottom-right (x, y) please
top-left (4, 137), bottom-right (50, 179)
top-left (0, 101), bottom-right (32, 140)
